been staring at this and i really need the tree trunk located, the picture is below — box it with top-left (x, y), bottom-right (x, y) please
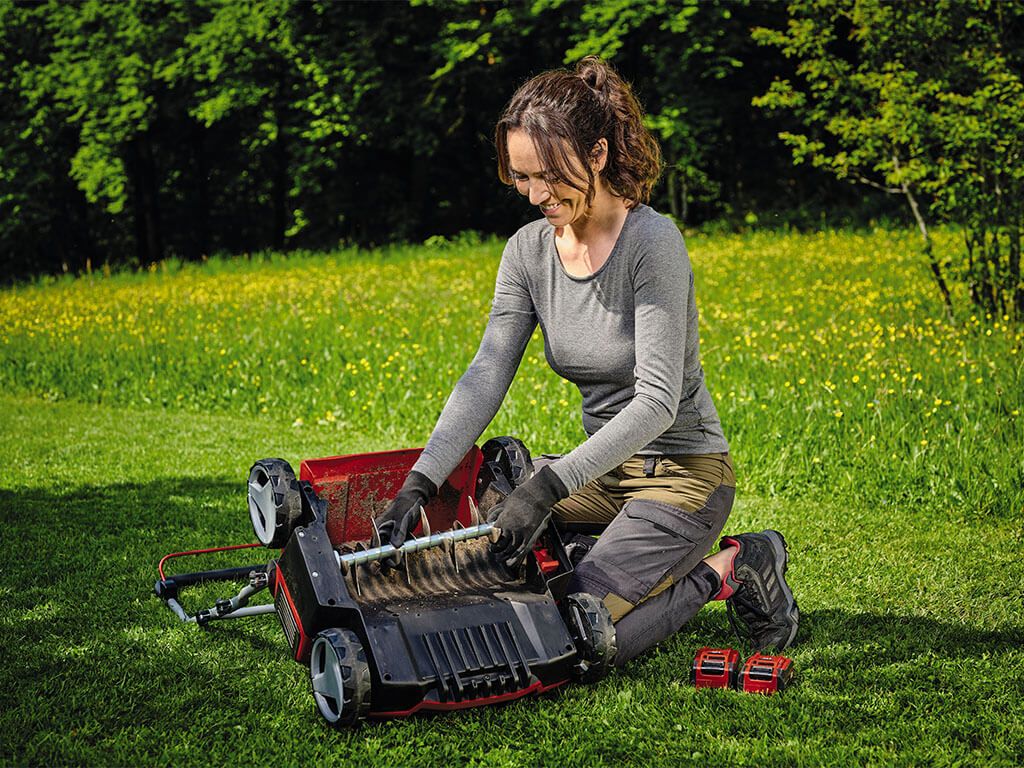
top-left (667, 169), bottom-right (680, 221)
top-left (680, 175), bottom-right (688, 226)
top-left (271, 85), bottom-right (288, 251)
top-left (54, 170), bottom-right (96, 275)
top-left (965, 230), bottom-right (980, 309)
top-left (1010, 224), bottom-right (1023, 320)
top-left (191, 121), bottom-right (210, 260)
top-left (986, 231), bottom-right (999, 316)
top-left (901, 180), bottom-right (953, 318)
top-left (130, 133), bottom-right (163, 264)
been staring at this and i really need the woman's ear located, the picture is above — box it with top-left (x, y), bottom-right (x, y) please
top-left (590, 138), bottom-right (609, 172)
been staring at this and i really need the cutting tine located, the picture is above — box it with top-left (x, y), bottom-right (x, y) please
top-left (467, 495), bottom-right (481, 526)
top-left (352, 542), bottom-right (369, 597)
top-left (439, 535), bottom-right (459, 575)
top-left (448, 537), bottom-right (460, 575)
top-left (418, 504), bottom-right (430, 538)
top-left (403, 554), bottom-right (414, 588)
top-left (369, 519), bottom-right (382, 549)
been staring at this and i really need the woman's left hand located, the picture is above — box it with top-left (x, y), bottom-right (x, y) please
top-left (487, 465), bottom-right (568, 568)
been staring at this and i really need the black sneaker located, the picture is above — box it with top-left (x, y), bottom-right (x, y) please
top-left (720, 530), bottom-right (799, 652)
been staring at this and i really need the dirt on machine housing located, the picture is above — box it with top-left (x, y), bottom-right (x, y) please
top-left (154, 437), bottom-right (616, 728)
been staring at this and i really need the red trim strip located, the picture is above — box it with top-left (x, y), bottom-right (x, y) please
top-left (157, 542), bottom-right (263, 580)
top-left (272, 568), bottom-right (310, 662)
top-left (369, 679), bottom-right (567, 718)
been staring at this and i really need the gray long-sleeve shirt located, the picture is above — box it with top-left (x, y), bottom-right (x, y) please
top-left (412, 204), bottom-right (728, 495)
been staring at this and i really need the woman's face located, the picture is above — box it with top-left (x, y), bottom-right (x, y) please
top-left (506, 129), bottom-right (598, 226)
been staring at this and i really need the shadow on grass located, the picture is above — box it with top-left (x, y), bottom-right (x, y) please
top-left (793, 607), bottom-right (1023, 659)
top-left (0, 477), bottom-right (249, 537)
top-left (0, 478), bottom-right (272, 652)
top-left (642, 601), bottom-right (1022, 684)
top-left (3, 478), bottom-right (1022, 656)
top-left (2, 479), bottom-right (1022, 741)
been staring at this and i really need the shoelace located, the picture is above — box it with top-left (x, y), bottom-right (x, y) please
top-left (726, 584), bottom-right (788, 645)
top-left (726, 600), bottom-right (789, 648)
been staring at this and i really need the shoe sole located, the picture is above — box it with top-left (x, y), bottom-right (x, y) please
top-left (761, 529), bottom-right (800, 651)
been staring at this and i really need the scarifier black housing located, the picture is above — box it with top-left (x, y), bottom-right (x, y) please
top-left (272, 486), bottom-right (579, 716)
top-left (155, 438), bottom-right (615, 728)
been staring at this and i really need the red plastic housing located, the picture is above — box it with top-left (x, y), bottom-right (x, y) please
top-left (299, 446), bottom-right (484, 546)
top-left (370, 679), bottom-right (569, 718)
top-left (738, 653), bottom-right (794, 694)
top-left (271, 565), bottom-right (311, 662)
top-left (691, 647), bottom-right (741, 689)
top-left (532, 546), bottom-right (561, 575)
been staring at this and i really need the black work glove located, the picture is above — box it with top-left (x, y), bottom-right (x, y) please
top-left (374, 470), bottom-right (437, 550)
top-left (487, 465), bottom-right (569, 569)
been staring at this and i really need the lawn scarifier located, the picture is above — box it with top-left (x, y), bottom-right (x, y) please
top-left (154, 437), bottom-right (616, 728)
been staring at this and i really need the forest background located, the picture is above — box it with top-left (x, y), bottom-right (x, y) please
top-left (3, 0), bottom-right (850, 278)
top-left (0, 0), bottom-right (1014, 287)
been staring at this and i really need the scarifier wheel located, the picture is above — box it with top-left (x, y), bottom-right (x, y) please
top-left (564, 592), bottom-right (617, 683)
top-left (247, 458), bottom-right (302, 547)
top-left (480, 436), bottom-right (535, 495)
top-left (309, 628), bottom-right (372, 728)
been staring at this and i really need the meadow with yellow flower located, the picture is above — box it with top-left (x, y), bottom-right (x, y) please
top-left (1, 229), bottom-right (1021, 765)
top-left (2, 228), bottom-right (1019, 514)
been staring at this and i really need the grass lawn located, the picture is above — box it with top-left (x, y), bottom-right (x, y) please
top-left (1, 228), bottom-right (1021, 766)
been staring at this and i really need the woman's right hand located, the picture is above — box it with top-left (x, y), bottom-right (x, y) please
top-left (487, 465), bottom-right (568, 568)
top-left (373, 470), bottom-right (437, 550)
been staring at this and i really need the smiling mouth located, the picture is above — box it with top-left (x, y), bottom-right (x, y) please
top-left (540, 202), bottom-right (562, 213)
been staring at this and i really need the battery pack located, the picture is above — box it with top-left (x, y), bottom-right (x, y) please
top-left (738, 653), bottom-right (794, 694)
top-left (690, 647), bottom-right (741, 689)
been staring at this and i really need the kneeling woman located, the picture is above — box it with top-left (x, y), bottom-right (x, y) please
top-left (376, 56), bottom-right (798, 664)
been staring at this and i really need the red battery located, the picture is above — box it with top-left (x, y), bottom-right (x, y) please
top-left (690, 647), bottom-right (741, 689)
top-left (738, 653), bottom-right (794, 694)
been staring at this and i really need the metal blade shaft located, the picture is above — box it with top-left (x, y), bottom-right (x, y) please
top-left (336, 522), bottom-right (496, 570)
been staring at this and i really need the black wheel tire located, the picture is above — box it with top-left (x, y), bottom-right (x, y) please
top-left (481, 436), bottom-right (535, 491)
top-left (247, 458), bottom-right (302, 547)
top-left (309, 628), bottom-right (372, 729)
top-left (564, 592), bottom-right (617, 684)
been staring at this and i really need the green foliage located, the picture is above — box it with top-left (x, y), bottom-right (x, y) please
top-left (180, 0), bottom-right (377, 241)
top-left (31, 0), bottom-right (189, 212)
top-left (2, 0), bottom-right (863, 277)
top-left (558, 0), bottom-right (748, 221)
top-left (754, 0), bottom-right (1024, 321)
top-left (0, 0), bottom-right (102, 274)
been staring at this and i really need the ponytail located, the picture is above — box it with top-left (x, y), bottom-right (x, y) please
top-left (574, 56), bottom-right (662, 206)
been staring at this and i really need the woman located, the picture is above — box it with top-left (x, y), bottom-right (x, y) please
top-left (375, 57), bottom-right (798, 665)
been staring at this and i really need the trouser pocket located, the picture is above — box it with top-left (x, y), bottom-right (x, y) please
top-left (569, 486), bottom-right (734, 615)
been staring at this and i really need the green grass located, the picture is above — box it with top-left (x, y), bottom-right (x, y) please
top-left (1, 229), bottom-right (1022, 766)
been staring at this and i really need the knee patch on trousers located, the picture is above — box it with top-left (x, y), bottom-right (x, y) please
top-left (597, 576), bottom-right (676, 622)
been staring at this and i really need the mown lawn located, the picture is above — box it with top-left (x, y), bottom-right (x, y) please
top-left (1, 229), bottom-right (1021, 766)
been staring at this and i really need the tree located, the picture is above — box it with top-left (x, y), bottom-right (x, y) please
top-left (179, 0), bottom-right (376, 251)
top-left (0, 0), bottom-right (904, 279)
top-left (555, 0), bottom-right (742, 223)
top-left (1, 0), bottom-right (107, 274)
top-left (23, 0), bottom-right (201, 265)
top-left (521, 0), bottom-right (822, 226)
top-left (753, 0), bottom-right (1024, 320)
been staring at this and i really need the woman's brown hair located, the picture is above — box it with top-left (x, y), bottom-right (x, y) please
top-left (495, 56), bottom-right (662, 208)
